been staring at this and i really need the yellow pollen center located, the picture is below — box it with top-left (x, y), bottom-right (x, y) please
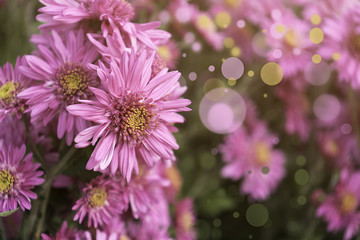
top-left (0, 82), bottom-right (18, 104)
top-left (224, 0), bottom-right (242, 8)
top-left (181, 212), bottom-right (193, 231)
top-left (157, 46), bottom-right (171, 62)
top-left (89, 188), bottom-right (107, 208)
top-left (0, 169), bottom-right (15, 193)
top-left (341, 193), bottom-right (358, 214)
top-left (124, 107), bottom-right (150, 135)
top-left (255, 142), bottom-right (271, 165)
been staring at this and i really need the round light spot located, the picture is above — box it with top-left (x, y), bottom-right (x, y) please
top-left (228, 78), bottom-right (237, 86)
top-left (309, 28), bottom-right (324, 44)
top-left (189, 72), bottom-right (197, 81)
top-left (248, 70), bottom-right (254, 77)
top-left (271, 9), bottom-right (282, 20)
top-left (260, 62), bottom-right (283, 86)
top-left (199, 88), bottom-right (246, 134)
top-left (208, 65), bottom-right (215, 72)
top-left (273, 49), bottom-right (282, 59)
top-left (182, 53), bottom-right (187, 58)
top-left (295, 169), bottom-right (310, 186)
top-left (332, 52), bottom-right (341, 61)
top-left (270, 23), bottom-right (285, 39)
top-left (237, 20), bottom-right (245, 28)
top-left (176, 7), bottom-right (192, 23)
top-left (313, 94), bottom-right (341, 122)
top-left (246, 204), bottom-right (269, 227)
top-left (263, 93), bottom-right (268, 98)
top-left (233, 211), bottom-right (240, 218)
top-left (304, 61), bottom-right (331, 86)
top-left (261, 166), bottom-right (270, 174)
top-left (341, 123), bottom-right (352, 135)
top-left (158, 10), bottom-right (170, 23)
top-left (311, 14), bottom-right (321, 25)
top-left (296, 156), bottom-right (306, 166)
top-left (213, 218), bottom-right (222, 227)
top-left (184, 32), bottom-right (195, 43)
top-left (297, 195), bottom-right (307, 205)
top-left (203, 78), bottom-right (225, 98)
top-left (231, 47), bottom-right (241, 57)
top-left (312, 54), bottom-right (322, 64)
top-left (192, 42), bottom-right (202, 52)
top-left (215, 11), bottom-right (232, 29)
top-left (224, 37), bottom-right (235, 49)
top-left (221, 57), bottom-right (244, 80)
top-left (252, 32), bottom-right (272, 57)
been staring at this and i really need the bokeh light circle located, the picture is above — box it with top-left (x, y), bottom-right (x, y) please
top-left (199, 88), bottom-right (246, 134)
top-left (313, 94), bottom-right (341, 122)
top-left (294, 169), bottom-right (310, 186)
top-left (221, 57), bottom-right (244, 80)
top-left (189, 72), bottom-right (197, 81)
top-left (304, 61), bottom-right (331, 86)
top-left (215, 11), bottom-right (232, 29)
top-left (309, 27), bottom-right (324, 44)
top-left (260, 62), bottom-right (283, 86)
top-left (252, 32), bottom-right (272, 57)
top-left (246, 204), bottom-right (269, 227)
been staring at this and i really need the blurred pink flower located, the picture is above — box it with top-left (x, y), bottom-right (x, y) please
top-left (175, 198), bottom-right (197, 240)
top-left (0, 144), bottom-right (44, 212)
top-left (316, 169), bottom-right (360, 240)
top-left (18, 30), bottom-right (99, 145)
top-left (41, 221), bottom-right (91, 240)
top-left (220, 123), bottom-right (286, 200)
top-left (0, 56), bottom-right (31, 121)
top-left (72, 175), bottom-right (126, 228)
top-left (320, 4), bottom-right (360, 89)
top-left (67, 50), bottom-right (190, 180)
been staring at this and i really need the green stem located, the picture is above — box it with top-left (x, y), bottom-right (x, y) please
top-left (0, 219), bottom-right (7, 240)
top-left (21, 116), bottom-right (49, 172)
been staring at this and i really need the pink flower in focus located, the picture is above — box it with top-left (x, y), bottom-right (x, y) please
top-left (316, 170), bottom-right (360, 240)
top-left (0, 57), bottom-right (31, 121)
top-left (67, 50), bottom-right (191, 180)
top-left (220, 123), bottom-right (286, 200)
top-left (41, 221), bottom-right (91, 240)
top-left (37, 0), bottom-right (134, 33)
top-left (18, 30), bottom-right (99, 145)
top-left (0, 144), bottom-right (44, 212)
top-left (175, 198), bottom-right (197, 240)
top-left (319, 4), bottom-right (360, 89)
top-left (72, 175), bottom-right (126, 228)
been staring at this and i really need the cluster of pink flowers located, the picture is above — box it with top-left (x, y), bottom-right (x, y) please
top-left (1, 0), bottom-right (195, 239)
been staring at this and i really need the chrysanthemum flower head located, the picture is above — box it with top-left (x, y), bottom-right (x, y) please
top-left (0, 143), bottom-right (44, 212)
top-left (0, 57), bottom-right (31, 121)
top-left (41, 221), bottom-right (91, 240)
top-left (67, 50), bottom-right (190, 180)
top-left (72, 175), bottom-right (126, 228)
top-left (18, 30), bottom-right (99, 145)
top-left (316, 169), bottom-right (360, 240)
top-left (175, 198), bottom-right (197, 240)
top-left (220, 123), bottom-right (286, 200)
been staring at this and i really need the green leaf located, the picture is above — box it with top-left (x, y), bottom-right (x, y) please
top-left (0, 208), bottom-right (18, 217)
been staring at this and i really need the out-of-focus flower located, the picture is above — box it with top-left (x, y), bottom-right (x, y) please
top-left (320, 4), bottom-right (360, 89)
top-left (72, 175), bottom-right (126, 228)
top-left (67, 50), bottom-right (191, 180)
top-left (0, 57), bottom-right (31, 121)
top-left (175, 198), bottom-right (196, 240)
top-left (18, 30), bottom-right (99, 145)
top-left (220, 123), bottom-right (286, 200)
top-left (156, 40), bottom-right (180, 69)
top-left (316, 169), bottom-right (360, 240)
top-left (41, 221), bottom-right (91, 240)
top-left (0, 144), bottom-right (44, 212)
top-left (37, 0), bottom-right (134, 34)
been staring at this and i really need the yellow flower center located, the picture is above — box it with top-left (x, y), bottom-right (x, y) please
top-left (0, 82), bottom-right (18, 105)
top-left (89, 188), bottom-right (107, 208)
top-left (123, 106), bottom-right (151, 136)
top-left (224, 0), bottom-right (242, 8)
top-left (341, 193), bottom-right (358, 214)
top-left (255, 142), bottom-right (271, 165)
top-left (119, 234), bottom-right (131, 240)
top-left (181, 212), bottom-right (193, 231)
top-left (0, 169), bottom-right (15, 194)
top-left (157, 46), bottom-right (171, 62)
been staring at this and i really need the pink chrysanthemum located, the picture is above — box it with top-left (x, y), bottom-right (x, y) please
top-left (37, 0), bottom-right (134, 33)
top-left (0, 144), bottom-right (44, 212)
top-left (67, 50), bottom-right (191, 180)
top-left (18, 30), bottom-right (99, 145)
top-left (220, 123), bottom-right (286, 200)
top-left (156, 40), bottom-right (180, 69)
top-left (72, 175), bottom-right (126, 228)
top-left (320, 4), bottom-right (360, 89)
top-left (316, 169), bottom-right (360, 240)
top-left (175, 198), bottom-right (197, 240)
top-left (41, 221), bottom-right (91, 240)
top-left (0, 56), bottom-right (31, 121)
